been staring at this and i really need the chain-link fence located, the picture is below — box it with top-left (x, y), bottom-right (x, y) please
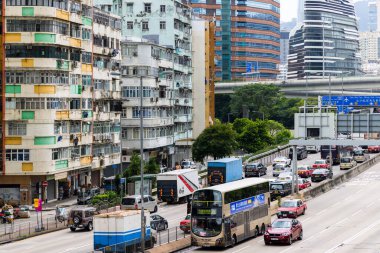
top-left (0, 217), bottom-right (68, 243)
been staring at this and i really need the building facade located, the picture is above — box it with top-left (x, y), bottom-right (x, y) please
top-left (278, 30), bottom-right (289, 80)
top-left (95, 0), bottom-right (193, 167)
top-left (120, 39), bottom-right (177, 167)
top-left (288, 0), bottom-right (362, 79)
top-left (359, 31), bottom-right (380, 75)
top-left (190, 0), bottom-right (280, 81)
top-left (0, 2), bottom-right (122, 205)
top-left (192, 19), bottom-right (215, 139)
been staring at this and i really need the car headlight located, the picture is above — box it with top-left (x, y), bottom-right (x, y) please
top-left (264, 232), bottom-right (269, 236)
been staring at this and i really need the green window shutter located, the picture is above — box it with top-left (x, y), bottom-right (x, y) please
top-left (22, 111), bottom-right (35, 120)
top-left (5, 85), bottom-right (21, 93)
top-left (22, 7), bottom-right (34, 16)
top-left (34, 136), bottom-right (56, 145)
top-left (55, 160), bottom-right (68, 170)
top-left (82, 17), bottom-right (92, 26)
top-left (34, 33), bottom-right (56, 43)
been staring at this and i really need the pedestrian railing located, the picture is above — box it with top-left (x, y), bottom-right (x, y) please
top-left (0, 217), bottom-right (68, 243)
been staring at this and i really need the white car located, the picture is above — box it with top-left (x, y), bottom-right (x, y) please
top-left (121, 195), bottom-right (158, 213)
top-left (306, 145), bottom-right (320, 153)
top-left (272, 156), bottom-right (291, 167)
top-left (181, 160), bottom-right (196, 169)
top-left (277, 172), bottom-right (293, 182)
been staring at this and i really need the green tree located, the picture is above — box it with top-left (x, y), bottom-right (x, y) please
top-left (123, 152), bottom-right (140, 178)
top-left (237, 120), bottom-right (274, 153)
top-left (144, 158), bottom-right (159, 174)
top-left (192, 123), bottom-right (238, 162)
top-left (230, 84), bottom-right (281, 120)
top-left (275, 129), bottom-right (292, 144)
top-left (232, 118), bottom-right (252, 135)
top-left (266, 120), bottom-right (286, 138)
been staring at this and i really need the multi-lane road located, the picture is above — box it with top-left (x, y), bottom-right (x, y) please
top-left (0, 151), bottom-right (377, 253)
top-left (189, 157), bottom-right (380, 253)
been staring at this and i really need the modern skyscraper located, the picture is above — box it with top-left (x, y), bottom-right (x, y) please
top-left (190, 0), bottom-right (280, 81)
top-left (369, 1), bottom-right (378, 32)
top-left (359, 31), bottom-right (380, 75)
top-left (288, 0), bottom-right (362, 79)
top-left (0, 2), bottom-right (122, 205)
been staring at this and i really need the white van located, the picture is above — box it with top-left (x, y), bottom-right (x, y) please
top-left (121, 195), bottom-right (158, 213)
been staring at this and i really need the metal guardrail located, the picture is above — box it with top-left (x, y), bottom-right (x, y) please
top-left (244, 144), bottom-right (291, 166)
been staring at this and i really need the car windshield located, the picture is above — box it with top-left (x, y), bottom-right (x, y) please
top-left (182, 161), bottom-right (191, 166)
top-left (314, 170), bottom-right (325, 174)
top-left (298, 166), bottom-right (308, 170)
top-left (314, 160), bottom-right (325, 164)
top-left (185, 214), bottom-right (191, 220)
top-left (122, 198), bottom-right (136, 205)
top-left (70, 210), bottom-right (83, 218)
top-left (281, 201), bottom-right (297, 207)
top-left (354, 150), bottom-right (364, 155)
top-left (341, 158), bottom-right (351, 163)
top-left (272, 220), bottom-right (291, 228)
top-left (270, 184), bottom-right (284, 190)
top-left (274, 164), bottom-right (285, 169)
top-left (245, 165), bottom-right (256, 169)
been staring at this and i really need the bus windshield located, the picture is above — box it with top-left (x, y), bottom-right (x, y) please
top-left (192, 190), bottom-right (222, 237)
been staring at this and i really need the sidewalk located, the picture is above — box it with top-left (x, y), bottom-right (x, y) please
top-left (30, 196), bottom-right (78, 212)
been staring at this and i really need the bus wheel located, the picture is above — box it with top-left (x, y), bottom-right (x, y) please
top-left (260, 223), bottom-right (266, 235)
top-left (231, 235), bottom-right (237, 247)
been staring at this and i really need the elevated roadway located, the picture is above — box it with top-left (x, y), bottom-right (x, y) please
top-left (215, 76), bottom-right (380, 97)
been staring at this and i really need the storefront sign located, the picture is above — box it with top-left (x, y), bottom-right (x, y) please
top-left (55, 172), bottom-right (68, 180)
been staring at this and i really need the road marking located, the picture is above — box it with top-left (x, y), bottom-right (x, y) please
top-left (331, 201), bottom-right (341, 207)
top-left (367, 202), bottom-right (376, 208)
top-left (335, 218), bottom-right (349, 226)
top-left (302, 217), bottom-right (312, 223)
top-left (317, 209), bottom-right (328, 215)
top-left (56, 243), bottom-right (91, 253)
top-left (232, 245), bottom-right (250, 253)
top-left (325, 219), bottom-right (380, 253)
top-left (351, 209), bottom-right (363, 217)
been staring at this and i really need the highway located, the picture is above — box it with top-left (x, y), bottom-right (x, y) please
top-left (0, 151), bottom-right (376, 253)
top-left (189, 158), bottom-right (380, 253)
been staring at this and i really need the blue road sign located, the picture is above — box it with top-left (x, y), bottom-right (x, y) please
top-left (321, 96), bottom-right (380, 107)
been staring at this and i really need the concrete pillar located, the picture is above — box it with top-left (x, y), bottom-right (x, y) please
top-left (55, 180), bottom-right (59, 200)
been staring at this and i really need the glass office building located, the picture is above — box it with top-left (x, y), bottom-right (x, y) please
top-left (288, 0), bottom-right (362, 79)
top-left (191, 0), bottom-right (280, 81)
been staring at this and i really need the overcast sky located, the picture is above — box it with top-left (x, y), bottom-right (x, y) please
top-left (281, 0), bottom-right (299, 22)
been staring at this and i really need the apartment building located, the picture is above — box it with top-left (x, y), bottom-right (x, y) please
top-left (0, 2), bottom-right (122, 205)
top-left (120, 39), bottom-right (176, 166)
top-left (95, 0), bottom-right (193, 167)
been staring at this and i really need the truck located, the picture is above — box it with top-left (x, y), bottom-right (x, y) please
top-left (157, 169), bottom-right (200, 203)
top-left (93, 210), bottom-right (154, 253)
top-left (207, 158), bottom-right (242, 186)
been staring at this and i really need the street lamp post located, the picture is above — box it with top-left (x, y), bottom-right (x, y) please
top-left (250, 110), bottom-right (264, 120)
top-left (139, 75), bottom-right (145, 252)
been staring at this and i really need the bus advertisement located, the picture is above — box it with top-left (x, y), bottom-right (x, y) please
top-left (190, 178), bottom-right (271, 247)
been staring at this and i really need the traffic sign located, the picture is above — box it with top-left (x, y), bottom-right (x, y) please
top-left (42, 181), bottom-right (48, 187)
top-left (321, 96), bottom-right (380, 107)
top-left (34, 198), bottom-right (42, 211)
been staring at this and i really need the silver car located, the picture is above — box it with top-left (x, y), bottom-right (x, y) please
top-left (121, 195), bottom-right (158, 213)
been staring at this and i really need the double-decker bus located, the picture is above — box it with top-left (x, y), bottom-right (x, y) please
top-left (190, 178), bottom-right (271, 247)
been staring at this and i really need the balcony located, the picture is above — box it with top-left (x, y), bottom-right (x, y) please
top-left (174, 114), bottom-right (192, 123)
top-left (174, 98), bottom-right (192, 107)
top-left (122, 136), bottom-right (174, 150)
top-left (174, 130), bottom-right (193, 142)
top-left (121, 117), bottom-right (174, 127)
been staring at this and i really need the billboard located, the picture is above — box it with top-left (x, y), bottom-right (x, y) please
top-left (320, 96), bottom-right (380, 113)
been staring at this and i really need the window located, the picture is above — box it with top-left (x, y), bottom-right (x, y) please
top-left (160, 5), bottom-right (165, 13)
top-left (224, 183), bottom-right (269, 204)
top-left (8, 122), bottom-right (27, 136)
top-left (127, 21), bottom-right (133, 30)
top-left (144, 3), bottom-right (151, 13)
top-left (52, 147), bottom-right (69, 160)
top-left (6, 149), bottom-right (30, 161)
top-left (126, 2), bottom-right (133, 13)
top-left (142, 21), bottom-right (149, 31)
top-left (70, 99), bottom-right (81, 110)
top-left (160, 21), bottom-right (166, 30)
top-left (16, 98), bottom-right (45, 109)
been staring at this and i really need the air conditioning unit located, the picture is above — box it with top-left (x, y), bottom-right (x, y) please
top-left (150, 97), bottom-right (155, 103)
top-left (175, 99), bottom-right (179, 104)
top-left (72, 61), bottom-right (78, 68)
top-left (184, 99), bottom-right (189, 104)
top-left (122, 156), bottom-right (129, 163)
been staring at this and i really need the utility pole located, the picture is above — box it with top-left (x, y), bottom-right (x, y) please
top-left (291, 145), bottom-right (297, 195)
top-left (139, 75), bottom-right (145, 252)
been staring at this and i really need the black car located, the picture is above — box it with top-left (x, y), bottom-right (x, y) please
top-left (289, 146), bottom-right (308, 160)
top-left (150, 214), bottom-right (168, 231)
top-left (244, 163), bottom-right (267, 177)
top-left (77, 187), bottom-right (100, 205)
top-left (311, 169), bottom-right (333, 182)
top-left (270, 181), bottom-right (292, 201)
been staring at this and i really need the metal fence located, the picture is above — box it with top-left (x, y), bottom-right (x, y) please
top-left (93, 226), bottom-right (190, 253)
top-left (0, 217), bottom-right (68, 243)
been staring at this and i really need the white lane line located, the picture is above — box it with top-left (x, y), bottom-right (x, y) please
top-left (325, 219), bottom-right (380, 253)
top-left (302, 217), bottom-right (312, 223)
top-left (331, 201), bottom-right (341, 208)
top-left (351, 209), bottom-right (363, 217)
top-left (56, 243), bottom-right (92, 253)
top-left (232, 245), bottom-right (250, 253)
top-left (367, 202), bottom-right (376, 208)
top-left (335, 218), bottom-right (349, 226)
top-left (279, 245), bottom-right (294, 253)
top-left (317, 209), bottom-right (328, 215)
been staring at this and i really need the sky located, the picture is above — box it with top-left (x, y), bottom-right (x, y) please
top-left (281, 0), bottom-right (299, 22)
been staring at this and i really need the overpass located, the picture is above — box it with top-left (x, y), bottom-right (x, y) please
top-left (215, 76), bottom-right (380, 97)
